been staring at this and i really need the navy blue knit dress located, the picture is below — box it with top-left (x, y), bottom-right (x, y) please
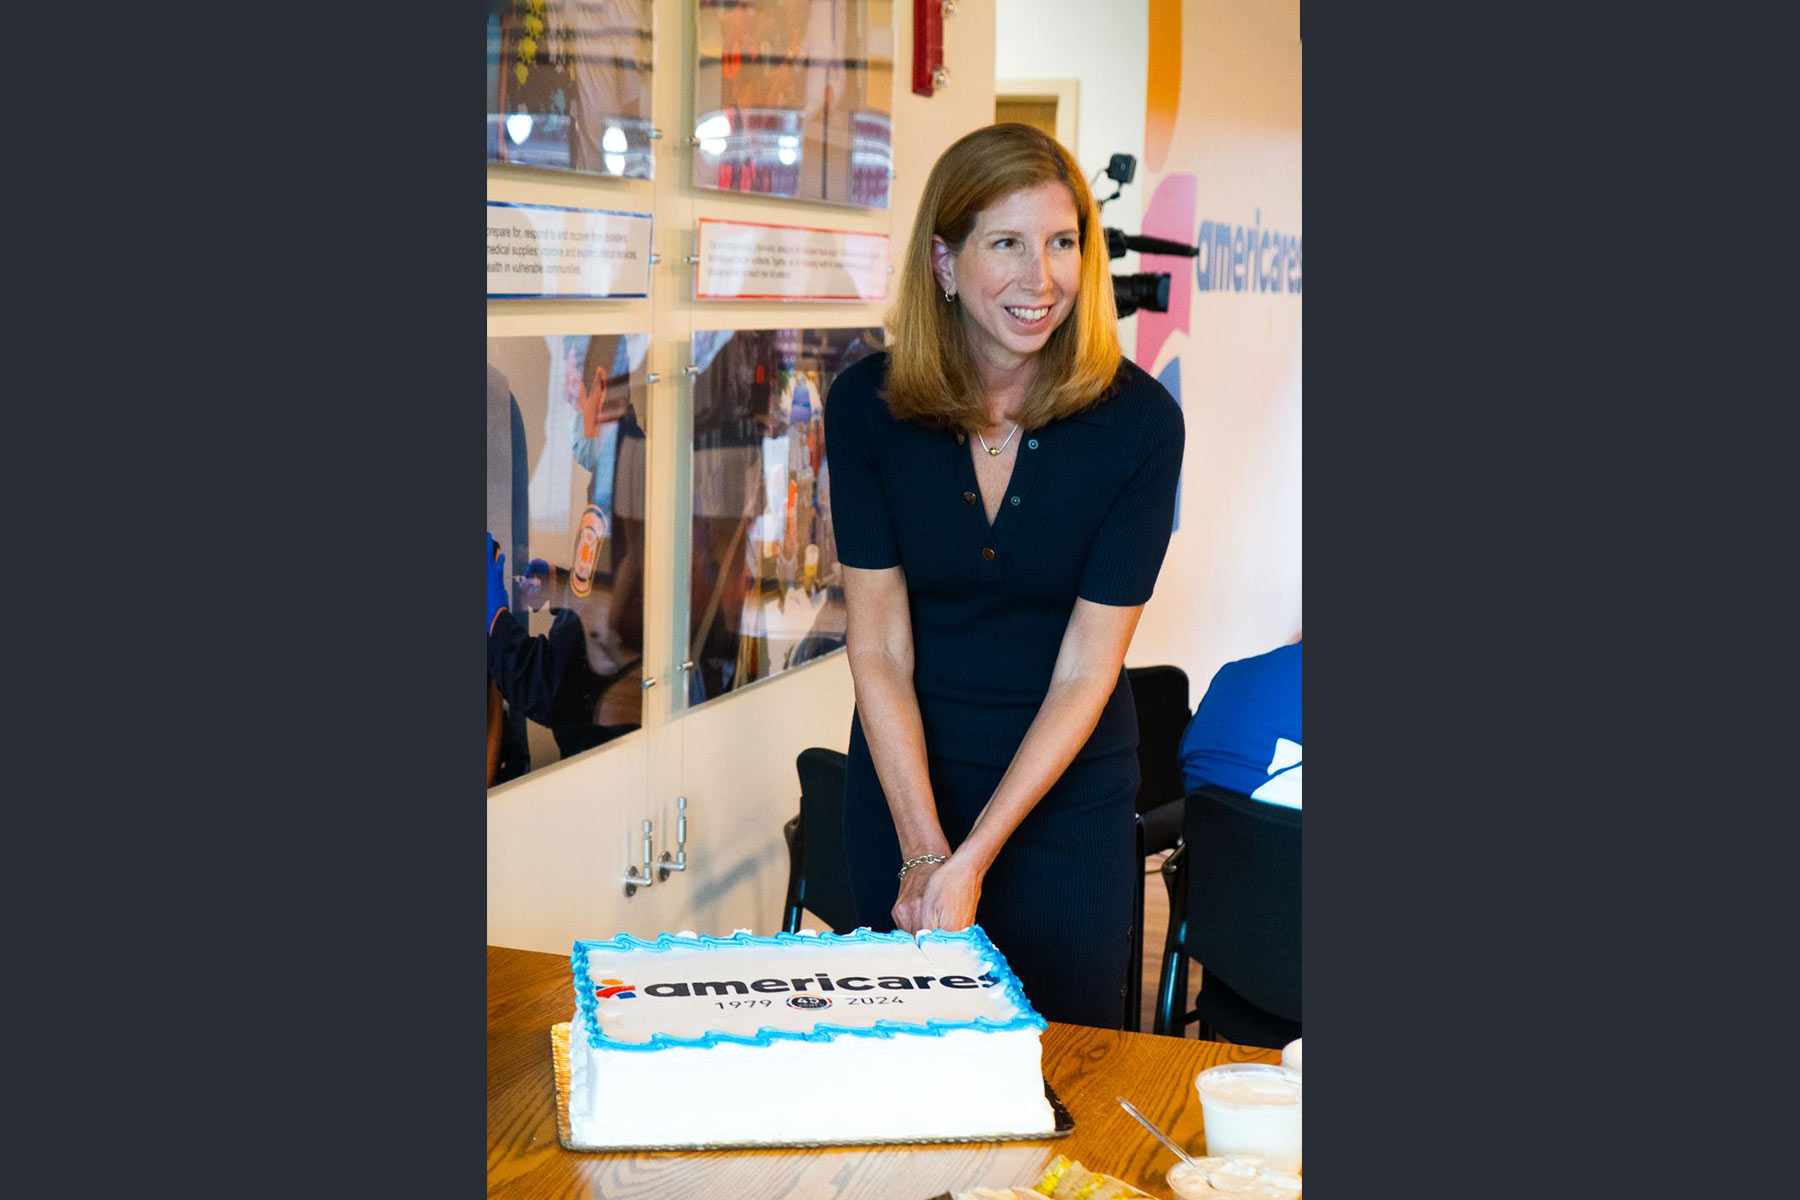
top-left (823, 351), bottom-right (1183, 1028)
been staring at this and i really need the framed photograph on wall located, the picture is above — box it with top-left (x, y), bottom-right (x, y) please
top-left (692, 0), bottom-right (894, 207)
top-left (684, 325), bottom-right (885, 707)
top-left (488, 0), bottom-right (657, 179)
top-left (488, 333), bottom-right (651, 787)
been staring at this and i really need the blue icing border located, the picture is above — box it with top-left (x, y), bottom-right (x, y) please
top-left (570, 926), bottom-right (1045, 1051)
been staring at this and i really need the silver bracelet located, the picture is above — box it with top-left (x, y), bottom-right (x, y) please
top-left (897, 853), bottom-right (949, 881)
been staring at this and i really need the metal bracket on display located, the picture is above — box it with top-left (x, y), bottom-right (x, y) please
top-left (622, 819), bottom-right (655, 896)
top-left (622, 797), bottom-right (692, 896)
top-left (658, 796), bottom-right (689, 881)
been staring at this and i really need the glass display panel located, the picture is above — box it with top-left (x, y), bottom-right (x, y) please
top-left (488, 333), bottom-right (650, 786)
top-left (686, 326), bottom-right (884, 706)
top-left (488, 0), bottom-right (656, 179)
top-left (693, 0), bottom-right (893, 207)
top-left (693, 218), bottom-right (888, 301)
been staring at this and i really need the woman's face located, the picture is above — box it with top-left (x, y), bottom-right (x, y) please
top-left (934, 180), bottom-right (1082, 380)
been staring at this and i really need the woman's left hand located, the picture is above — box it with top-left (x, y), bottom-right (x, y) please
top-left (916, 856), bottom-right (984, 932)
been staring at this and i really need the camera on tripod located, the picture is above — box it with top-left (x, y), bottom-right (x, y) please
top-left (1097, 153), bottom-right (1199, 317)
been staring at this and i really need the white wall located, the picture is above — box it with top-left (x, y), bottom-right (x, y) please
top-left (994, 0), bottom-right (1149, 348)
top-left (1129, 0), bottom-right (1302, 696)
top-left (993, 0), bottom-right (1147, 199)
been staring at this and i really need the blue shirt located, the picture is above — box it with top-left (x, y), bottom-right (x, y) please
top-left (1179, 642), bottom-right (1302, 803)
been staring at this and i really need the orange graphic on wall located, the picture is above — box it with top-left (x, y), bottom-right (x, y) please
top-left (1145, 0), bottom-right (1182, 173)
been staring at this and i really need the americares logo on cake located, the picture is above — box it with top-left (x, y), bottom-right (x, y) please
top-left (603, 971), bottom-right (1004, 999)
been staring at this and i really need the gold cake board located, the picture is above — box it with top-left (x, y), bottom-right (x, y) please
top-left (551, 1022), bottom-right (1074, 1153)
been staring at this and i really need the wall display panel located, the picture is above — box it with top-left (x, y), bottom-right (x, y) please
top-left (488, 0), bottom-right (657, 179)
top-left (488, 201), bottom-right (655, 299)
top-left (692, 0), bottom-right (894, 208)
top-left (489, 333), bottom-right (651, 787)
top-left (684, 326), bottom-right (883, 707)
top-left (694, 218), bottom-right (888, 301)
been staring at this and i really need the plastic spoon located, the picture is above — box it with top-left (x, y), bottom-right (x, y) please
top-left (1116, 1096), bottom-right (1200, 1169)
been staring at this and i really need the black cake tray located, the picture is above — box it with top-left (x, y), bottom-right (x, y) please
top-left (550, 1022), bottom-right (1074, 1153)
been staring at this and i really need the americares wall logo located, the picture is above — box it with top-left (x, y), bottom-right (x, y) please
top-left (1194, 210), bottom-right (1301, 295)
top-left (593, 978), bottom-right (637, 999)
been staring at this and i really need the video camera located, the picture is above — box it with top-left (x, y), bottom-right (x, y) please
top-left (1097, 153), bottom-right (1199, 318)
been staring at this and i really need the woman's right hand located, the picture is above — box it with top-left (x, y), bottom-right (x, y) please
top-left (890, 861), bottom-right (937, 934)
top-left (892, 856), bottom-right (982, 934)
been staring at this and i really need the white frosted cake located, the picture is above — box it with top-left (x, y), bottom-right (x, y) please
top-left (566, 926), bottom-right (1057, 1148)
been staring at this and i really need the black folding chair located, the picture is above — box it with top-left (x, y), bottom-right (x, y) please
top-left (1125, 665), bottom-right (1191, 1030)
top-left (1154, 785), bottom-right (1301, 1048)
top-left (781, 747), bottom-right (861, 934)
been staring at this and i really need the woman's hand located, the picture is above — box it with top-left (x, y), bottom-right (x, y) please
top-left (892, 856), bottom-right (983, 933)
top-left (890, 861), bottom-right (937, 934)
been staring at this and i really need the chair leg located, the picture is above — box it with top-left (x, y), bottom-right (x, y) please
top-left (1125, 815), bottom-right (1145, 1031)
top-left (1154, 947), bottom-right (1183, 1035)
top-left (781, 816), bottom-right (805, 933)
top-left (1177, 959), bottom-right (1193, 1035)
top-left (1167, 855), bottom-right (1193, 1036)
top-left (1153, 845), bottom-right (1188, 1036)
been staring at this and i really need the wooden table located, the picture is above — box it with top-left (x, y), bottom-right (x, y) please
top-left (490, 945), bottom-right (1279, 1200)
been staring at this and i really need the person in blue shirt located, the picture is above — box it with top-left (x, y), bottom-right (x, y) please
top-left (1179, 638), bottom-right (1302, 809)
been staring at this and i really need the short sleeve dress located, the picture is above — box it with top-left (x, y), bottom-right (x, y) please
top-left (823, 351), bottom-right (1184, 1028)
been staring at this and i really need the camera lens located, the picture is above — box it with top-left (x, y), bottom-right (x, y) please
top-left (1112, 272), bottom-right (1171, 317)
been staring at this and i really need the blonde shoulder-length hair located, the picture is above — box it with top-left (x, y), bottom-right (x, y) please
top-left (884, 123), bottom-right (1122, 432)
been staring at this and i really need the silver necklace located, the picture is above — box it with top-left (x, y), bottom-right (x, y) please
top-left (976, 423), bottom-right (1019, 457)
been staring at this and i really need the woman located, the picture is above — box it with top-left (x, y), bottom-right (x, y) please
top-left (823, 124), bottom-right (1184, 1028)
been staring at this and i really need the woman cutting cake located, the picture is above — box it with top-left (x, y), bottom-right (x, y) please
top-left (824, 124), bottom-right (1184, 1028)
